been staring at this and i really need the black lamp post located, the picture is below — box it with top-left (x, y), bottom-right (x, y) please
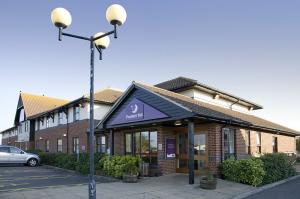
top-left (51, 4), bottom-right (127, 199)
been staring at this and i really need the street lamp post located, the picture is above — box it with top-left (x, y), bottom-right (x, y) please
top-left (50, 4), bottom-right (127, 199)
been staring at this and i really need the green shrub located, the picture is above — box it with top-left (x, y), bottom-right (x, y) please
top-left (101, 155), bottom-right (141, 178)
top-left (221, 158), bottom-right (265, 186)
top-left (38, 152), bottom-right (105, 175)
top-left (260, 153), bottom-right (296, 184)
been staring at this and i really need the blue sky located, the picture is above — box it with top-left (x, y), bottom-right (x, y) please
top-left (0, 1), bottom-right (300, 131)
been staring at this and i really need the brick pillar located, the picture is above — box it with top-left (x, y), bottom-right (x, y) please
top-left (207, 124), bottom-right (222, 174)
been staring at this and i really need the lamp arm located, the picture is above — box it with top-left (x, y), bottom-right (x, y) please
top-left (58, 28), bottom-right (90, 41)
top-left (93, 30), bottom-right (115, 41)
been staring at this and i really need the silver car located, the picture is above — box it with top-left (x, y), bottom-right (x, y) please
top-left (0, 145), bottom-right (40, 167)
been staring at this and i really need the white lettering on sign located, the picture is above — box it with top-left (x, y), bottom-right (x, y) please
top-left (125, 113), bottom-right (144, 120)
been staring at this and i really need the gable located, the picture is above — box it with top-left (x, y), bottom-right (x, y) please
top-left (104, 86), bottom-right (194, 128)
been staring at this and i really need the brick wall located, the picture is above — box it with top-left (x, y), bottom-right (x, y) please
top-left (106, 123), bottom-right (296, 177)
top-left (35, 120), bottom-right (90, 154)
top-left (158, 126), bottom-right (177, 175)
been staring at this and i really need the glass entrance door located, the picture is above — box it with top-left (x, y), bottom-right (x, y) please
top-left (176, 132), bottom-right (208, 174)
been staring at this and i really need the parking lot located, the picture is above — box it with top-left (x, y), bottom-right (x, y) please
top-left (0, 164), bottom-right (254, 199)
top-left (0, 165), bottom-right (111, 193)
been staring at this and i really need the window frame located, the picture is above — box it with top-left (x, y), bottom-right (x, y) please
top-left (45, 139), bottom-right (50, 152)
top-left (57, 139), bottom-right (63, 152)
top-left (96, 135), bottom-right (107, 154)
top-left (124, 130), bottom-right (158, 165)
top-left (222, 128), bottom-right (236, 160)
top-left (73, 137), bottom-right (80, 154)
top-left (256, 132), bottom-right (262, 154)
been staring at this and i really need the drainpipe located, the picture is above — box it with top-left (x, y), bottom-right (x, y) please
top-left (64, 109), bottom-right (69, 154)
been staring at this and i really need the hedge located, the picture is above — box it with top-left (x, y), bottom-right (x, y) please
top-left (260, 153), bottom-right (296, 184)
top-left (220, 158), bottom-right (265, 186)
top-left (31, 151), bottom-right (104, 175)
top-left (221, 153), bottom-right (296, 186)
top-left (100, 155), bottom-right (141, 178)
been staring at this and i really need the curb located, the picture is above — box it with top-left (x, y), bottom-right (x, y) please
top-left (232, 174), bottom-right (300, 199)
top-left (41, 165), bottom-right (119, 183)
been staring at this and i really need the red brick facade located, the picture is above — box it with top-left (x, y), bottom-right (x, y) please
top-left (35, 120), bottom-right (90, 154)
top-left (108, 123), bottom-right (296, 176)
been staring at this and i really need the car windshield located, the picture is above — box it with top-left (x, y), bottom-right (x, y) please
top-left (10, 147), bottom-right (23, 154)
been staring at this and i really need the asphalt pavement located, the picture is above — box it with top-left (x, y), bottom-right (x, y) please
top-left (0, 164), bottom-right (102, 193)
top-left (244, 176), bottom-right (300, 199)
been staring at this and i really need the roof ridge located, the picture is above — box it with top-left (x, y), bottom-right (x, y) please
top-left (20, 92), bottom-right (69, 102)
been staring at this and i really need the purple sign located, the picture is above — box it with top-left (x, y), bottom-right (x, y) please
top-left (109, 98), bottom-right (168, 125)
top-left (125, 101), bottom-right (144, 121)
top-left (166, 138), bottom-right (176, 159)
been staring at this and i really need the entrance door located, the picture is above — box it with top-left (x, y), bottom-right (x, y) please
top-left (176, 132), bottom-right (208, 175)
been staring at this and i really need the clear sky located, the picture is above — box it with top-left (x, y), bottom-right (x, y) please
top-left (0, 1), bottom-right (299, 132)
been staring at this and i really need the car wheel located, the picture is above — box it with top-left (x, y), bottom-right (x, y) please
top-left (27, 158), bottom-right (38, 167)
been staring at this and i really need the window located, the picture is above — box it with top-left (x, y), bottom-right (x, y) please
top-left (18, 126), bottom-right (22, 134)
top-left (25, 122), bottom-right (28, 132)
top-left (194, 134), bottom-right (206, 155)
top-left (272, 137), bottom-right (278, 153)
top-left (256, 132), bottom-right (261, 153)
top-left (57, 139), bottom-right (63, 152)
top-left (10, 147), bottom-right (22, 154)
top-left (45, 140), bottom-right (50, 152)
top-left (74, 106), bottom-right (80, 121)
top-left (125, 134), bottom-right (132, 154)
top-left (46, 118), bottom-right (50, 128)
top-left (245, 130), bottom-right (251, 155)
top-left (73, 137), bottom-right (79, 154)
top-left (58, 112), bottom-right (62, 125)
top-left (40, 119), bottom-right (44, 127)
top-left (19, 108), bottom-right (25, 122)
top-left (125, 131), bottom-right (158, 164)
top-left (96, 136), bottom-right (106, 153)
top-left (0, 147), bottom-right (9, 153)
top-left (223, 128), bottom-right (235, 160)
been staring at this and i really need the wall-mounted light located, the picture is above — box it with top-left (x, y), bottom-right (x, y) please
top-left (174, 120), bottom-right (182, 126)
top-left (63, 134), bottom-right (67, 137)
top-left (39, 137), bottom-right (43, 140)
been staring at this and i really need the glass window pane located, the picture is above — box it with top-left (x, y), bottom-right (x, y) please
top-left (134, 132), bottom-right (140, 154)
top-left (0, 147), bottom-right (9, 153)
top-left (150, 131), bottom-right (158, 165)
top-left (194, 134), bottom-right (206, 155)
top-left (141, 131), bottom-right (149, 162)
top-left (125, 134), bottom-right (132, 154)
top-left (10, 147), bottom-right (22, 154)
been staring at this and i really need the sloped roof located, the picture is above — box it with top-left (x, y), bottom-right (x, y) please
top-left (155, 76), bottom-right (263, 110)
top-left (84, 88), bottom-right (123, 104)
top-left (28, 88), bottom-right (123, 119)
top-left (135, 82), bottom-right (299, 135)
top-left (20, 93), bottom-right (69, 118)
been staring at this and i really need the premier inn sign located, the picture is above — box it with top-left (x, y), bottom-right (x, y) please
top-left (125, 101), bottom-right (144, 120)
top-left (109, 98), bottom-right (168, 125)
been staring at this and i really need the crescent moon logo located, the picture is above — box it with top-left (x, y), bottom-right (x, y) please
top-left (131, 104), bottom-right (138, 114)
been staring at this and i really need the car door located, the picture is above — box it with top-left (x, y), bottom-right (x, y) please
top-left (9, 147), bottom-right (27, 163)
top-left (0, 146), bottom-right (11, 163)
